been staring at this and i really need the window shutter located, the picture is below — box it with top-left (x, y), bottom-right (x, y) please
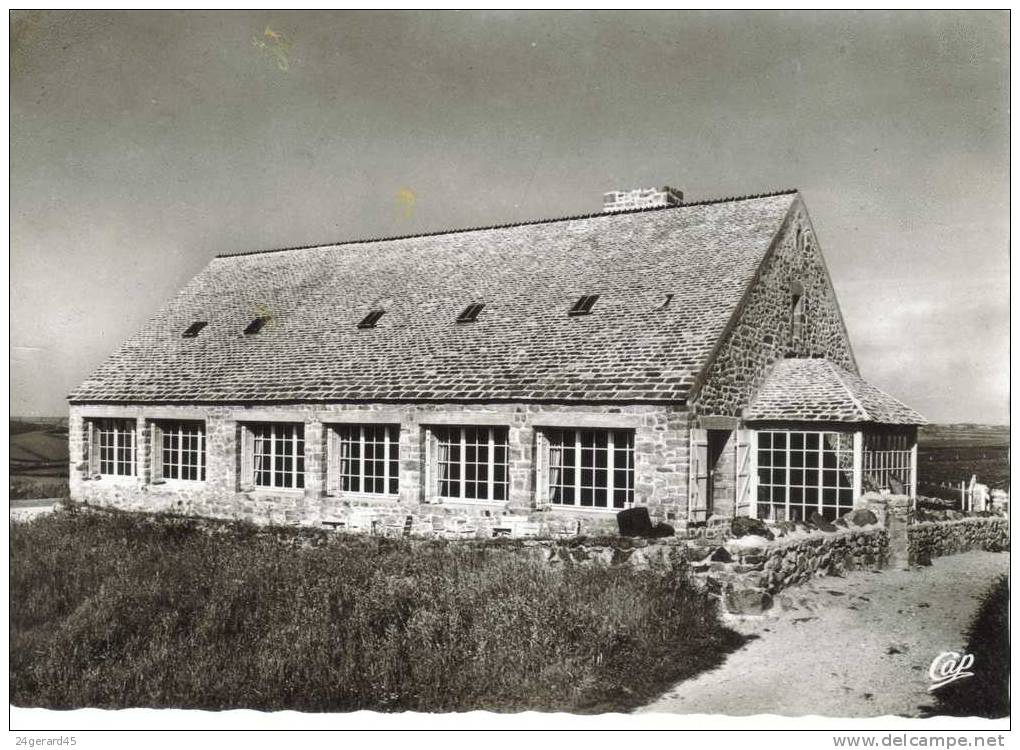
top-left (150, 422), bottom-right (164, 484)
top-left (239, 424), bottom-right (255, 491)
top-left (688, 428), bottom-right (709, 522)
top-left (533, 430), bottom-right (547, 509)
top-left (87, 421), bottom-right (100, 477)
top-left (734, 429), bottom-right (755, 518)
top-left (325, 427), bottom-right (338, 496)
top-left (422, 427), bottom-right (439, 504)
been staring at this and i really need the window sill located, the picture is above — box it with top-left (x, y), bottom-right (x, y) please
top-left (546, 504), bottom-right (629, 514)
top-left (151, 479), bottom-right (206, 486)
top-left (324, 492), bottom-right (400, 503)
top-left (434, 498), bottom-right (510, 508)
top-left (84, 476), bottom-right (140, 485)
top-left (245, 488), bottom-right (307, 498)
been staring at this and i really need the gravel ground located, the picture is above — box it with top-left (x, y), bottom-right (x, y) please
top-left (9, 498), bottom-right (60, 521)
top-left (641, 549), bottom-right (1009, 717)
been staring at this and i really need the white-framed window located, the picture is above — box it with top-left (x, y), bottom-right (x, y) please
top-left (757, 430), bottom-right (854, 522)
top-left (864, 432), bottom-right (914, 496)
top-left (152, 420), bottom-right (206, 482)
top-left (327, 424), bottom-right (399, 496)
top-left (90, 418), bottom-right (137, 477)
top-left (429, 426), bottom-right (509, 502)
top-left (544, 428), bottom-right (634, 510)
top-left (243, 422), bottom-right (305, 490)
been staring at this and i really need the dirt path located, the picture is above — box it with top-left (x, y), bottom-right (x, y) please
top-left (642, 550), bottom-right (1009, 717)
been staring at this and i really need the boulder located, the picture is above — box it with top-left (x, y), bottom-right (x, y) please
top-left (731, 516), bottom-right (775, 540)
top-left (649, 522), bottom-right (675, 538)
top-left (913, 546), bottom-right (933, 567)
top-left (724, 584), bottom-right (773, 615)
top-left (616, 507), bottom-right (654, 537)
top-left (809, 511), bottom-right (838, 532)
top-left (707, 546), bottom-right (733, 563)
top-left (846, 508), bottom-right (878, 527)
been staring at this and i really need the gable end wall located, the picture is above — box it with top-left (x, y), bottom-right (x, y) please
top-left (692, 200), bottom-right (857, 418)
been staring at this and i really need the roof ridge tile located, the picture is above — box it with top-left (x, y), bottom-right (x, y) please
top-left (215, 189), bottom-right (800, 259)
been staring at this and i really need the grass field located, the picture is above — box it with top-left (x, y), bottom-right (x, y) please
top-left (10, 418), bottom-right (69, 500)
top-left (917, 423), bottom-right (1010, 497)
top-left (10, 510), bottom-right (745, 713)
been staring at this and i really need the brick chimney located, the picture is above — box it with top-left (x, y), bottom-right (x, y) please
top-left (603, 186), bottom-right (683, 213)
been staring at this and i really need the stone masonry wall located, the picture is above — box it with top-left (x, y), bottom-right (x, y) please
top-left (908, 517), bottom-right (1009, 564)
top-left (693, 198), bottom-right (857, 418)
top-left (69, 402), bottom-right (692, 536)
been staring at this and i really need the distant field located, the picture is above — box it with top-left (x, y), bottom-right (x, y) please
top-left (10, 418), bottom-right (69, 500)
top-left (917, 423), bottom-right (1010, 493)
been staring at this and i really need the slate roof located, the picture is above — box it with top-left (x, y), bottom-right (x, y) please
top-left (70, 192), bottom-right (799, 404)
top-left (744, 358), bottom-right (925, 424)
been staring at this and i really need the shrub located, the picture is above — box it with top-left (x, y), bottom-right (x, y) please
top-left (930, 575), bottom-right (1009, 718)
top-left (11, 511), bottom-right (745, 713)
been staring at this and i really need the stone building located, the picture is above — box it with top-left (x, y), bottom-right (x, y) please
top-left (68, 186), bottom-right (925, 535)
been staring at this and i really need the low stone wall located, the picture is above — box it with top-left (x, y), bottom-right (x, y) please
top-left (704, 526), bottom-right (888, 615)
top-left (908, 517), bottom-right (1009, 564)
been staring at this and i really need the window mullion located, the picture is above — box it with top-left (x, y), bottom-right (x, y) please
top-left (359, 426), bottom-right (366, 491)
top-left (817, 434), bottom-right (824, 516)
top-left (785, 436), bottom-right (791, 520)
top-left (383, 427), bottom-right (390, 495)
top-left (291, 426), bottom-right (297, 489)
top-left (460, 429), bottom-right (467, 500)
top-left (574, 430), bottom-right (581, 506)
top-left (487, 427), bottom-right (495, 502)
top-left (607, 430), bottom-right (616, 508)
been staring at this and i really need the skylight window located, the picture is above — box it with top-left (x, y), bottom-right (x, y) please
top-left (357, 310), bottom-right (385, 329)
top-left (568, 294), bottom-right (599, 316)
top-left (182, 321), bottom-right (208, 338)
top-left (456, 303), bottom-right (485, 323)
top-left (244, 316), bottom-right (269, 335)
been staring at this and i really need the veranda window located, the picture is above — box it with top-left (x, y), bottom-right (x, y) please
top-left (245, 422), bottom-right (305, 490)
top-left (757, 430), bottom-right (854, 521)
top-left (152, 420), bottom-right (206, 482)
top-left (430, 426), bottom-right (509, 502)
top-left (545, 428), bottom-right (634, 510)
top-left (863, 433), bottom-right (914, 496)
top-left (327, 424), bottom-right (399, 496)
top-left (90, 419), bottom-right (136, 477)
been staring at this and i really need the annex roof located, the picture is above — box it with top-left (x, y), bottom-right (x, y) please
top-left (744, 358), bottom-right (926, 425)
top-left (70, 191), bottom-right (799, 404)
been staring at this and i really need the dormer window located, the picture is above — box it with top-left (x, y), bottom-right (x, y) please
top-left (244, 316), bottom-right (269, 335)
top-left (357, 310), bottom-right (385, 329)
top-left (456, 303), bottom-right (485, 323)
top-left (182, 321), bottom-right (207, 338)
top-left (568, 294), bottom-right (599, 316)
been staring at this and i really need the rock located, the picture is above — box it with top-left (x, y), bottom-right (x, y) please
top-left (834, 518), bottom-right (849, 528)
top-left (616, 507), bottom-right (654, 537)
top-left (731, 516), bottom-right (775, 540)
top-left (724, 585), bottom-right (773, 615)
top-left (810, 511), bottom-right (838, 532)
top-left (709, 546), bottom-right (733, 563)
top-left (913, 546), bottom-right (932, 567)
top-left (846, 509), bottom-right (878, 527)
top-left (649, 522), bottom-right (675, 538)
top-left (611, 547), bottom-right (634, 566)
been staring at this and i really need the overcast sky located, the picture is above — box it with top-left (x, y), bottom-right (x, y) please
top-left (10, 10), bottom-right (1009, 423)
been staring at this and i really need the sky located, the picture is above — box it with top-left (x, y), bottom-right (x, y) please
top-left (10, 10), bottom-right (1009, 423)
